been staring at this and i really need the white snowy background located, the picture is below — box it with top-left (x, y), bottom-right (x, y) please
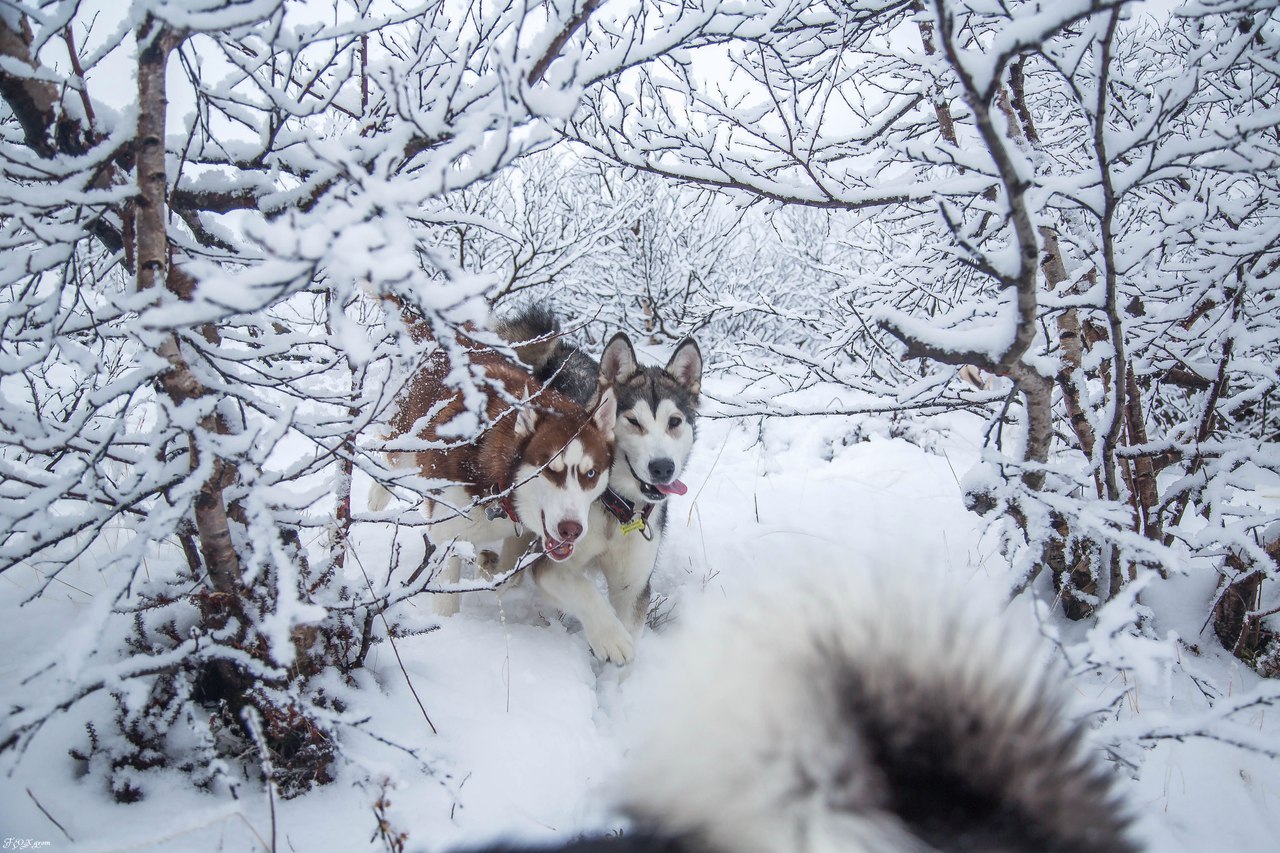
top-left (2, 0), bottom-right (1280, 850)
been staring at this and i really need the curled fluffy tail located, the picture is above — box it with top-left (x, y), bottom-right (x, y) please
top-left (616, 565), bottom-right (1136, 853)
top-left (495, 303), bottom-right (565, 371)
top-left (494, 304), bottom-right (601, 406)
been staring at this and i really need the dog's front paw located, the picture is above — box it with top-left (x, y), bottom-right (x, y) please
top-left (585, 620), bottom-right (635, 665)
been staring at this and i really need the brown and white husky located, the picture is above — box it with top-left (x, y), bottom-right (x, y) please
top-left (369, 326), bottom-right (616, 616)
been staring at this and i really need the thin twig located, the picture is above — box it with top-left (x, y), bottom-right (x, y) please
top-left (349, 547), bottom-right (437, 735)
top-left (27, 787), bottom-right (74, 842)
top-left (240, 709), bottom-right (278, 853)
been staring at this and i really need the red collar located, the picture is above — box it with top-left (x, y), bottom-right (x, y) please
top-left (501, 493), bottom-right (520, 525)
top-left (485, 490), bottom-right (522, 527)
top-left (599, 487), bottom-right (655, 537)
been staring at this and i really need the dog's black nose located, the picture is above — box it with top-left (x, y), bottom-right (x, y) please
top-left (648, 458), bottom-right (675, 483)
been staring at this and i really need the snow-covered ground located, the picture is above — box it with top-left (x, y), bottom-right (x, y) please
top-left (2, 377), bottom-right (1278, 851)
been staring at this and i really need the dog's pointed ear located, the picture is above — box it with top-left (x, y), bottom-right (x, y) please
top-left (600, 333), bottom-right (638, 383)
top-left (666, 338), bottom-right (702, 395)
top-left (514, 403), bottom-right (538, 438)
top-left (592, 386), bottom-right (617, 434)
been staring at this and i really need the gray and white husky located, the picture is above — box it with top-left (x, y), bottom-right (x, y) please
top-left (467, 565), bottom-right (1137, 853)
top-left (498, 306), bottom-right (702, 664)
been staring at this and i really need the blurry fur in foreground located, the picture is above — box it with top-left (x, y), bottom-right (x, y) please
top-left (466, 565), bottom-right (1137, 853)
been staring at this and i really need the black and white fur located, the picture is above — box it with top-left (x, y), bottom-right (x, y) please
top-left (497, 307), bottom-right (702, 664)
top-left (499, 304), bottom-right (603, 409)
top-left (467, 565), bottom-right (1138, 853)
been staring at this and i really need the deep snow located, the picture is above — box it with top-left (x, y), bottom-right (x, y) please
top-left (2, 377), bottom-right (1278, 852)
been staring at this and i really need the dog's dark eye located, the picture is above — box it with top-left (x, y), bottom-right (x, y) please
top-left (626, 416), bottom-right (641, 428)
top-left (668, 416), bottom-right (683, 430)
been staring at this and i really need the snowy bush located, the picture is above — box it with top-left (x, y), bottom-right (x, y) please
top-left (566, 0), bottom-right (1280, 626)
top-left (0, 0), bottom-right (813, 798)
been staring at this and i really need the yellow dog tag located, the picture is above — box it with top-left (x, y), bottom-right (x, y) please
top-left (620, 518), bottom-right (646, 536)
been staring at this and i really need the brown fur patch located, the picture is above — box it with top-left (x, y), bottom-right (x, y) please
top-left (386, 332), bottom-right (612, 500)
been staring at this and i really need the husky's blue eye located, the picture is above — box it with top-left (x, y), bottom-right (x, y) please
top-left (586, 468), bottom-right (597, 479)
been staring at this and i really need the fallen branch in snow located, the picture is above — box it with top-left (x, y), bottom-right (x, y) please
top-left (1112, 682), bottom-right (1280, 760)
top-left (26, 787), bottom-right (74, 843)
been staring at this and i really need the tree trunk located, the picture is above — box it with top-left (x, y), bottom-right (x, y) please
top-left (136, 21), bottom-right (247, 602)
top-left (1212, 543), bottom-right (1280, 677)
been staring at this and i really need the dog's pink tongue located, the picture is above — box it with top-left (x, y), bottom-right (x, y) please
top-left (656, 479), bottom-right (688, 496)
